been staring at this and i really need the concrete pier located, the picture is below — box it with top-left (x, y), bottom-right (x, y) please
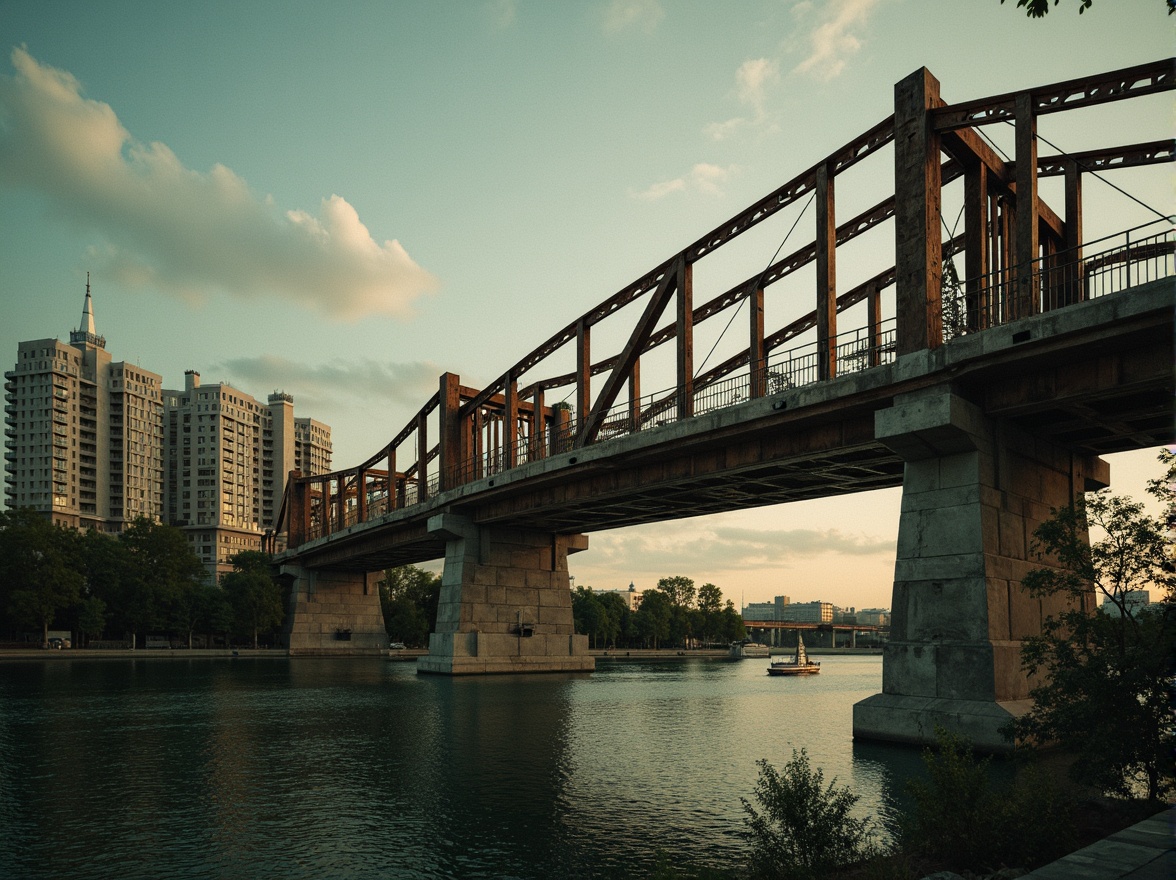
top-left (417, 514), bottom-right (594, 675)
top-left (853, 387), bottom-right (1107, 751)
top-left (282, 564), bottom-right (389, 655)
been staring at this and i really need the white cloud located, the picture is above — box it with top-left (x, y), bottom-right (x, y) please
top-left (0, 47), bottom-right (438, 321)
top-left (792, 0), bottom-right (879, 81)
top-left (211, 354), bottom-right (441, 416)
top-left (633, 163), bottom-right (736, 201)
top-left (603, 0), bottom-right (664, 34)
top-left (705, 57), bottom-right (779, 141)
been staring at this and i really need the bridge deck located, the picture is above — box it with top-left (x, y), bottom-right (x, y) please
top-left (278, 278), bottom-right (1172, 572)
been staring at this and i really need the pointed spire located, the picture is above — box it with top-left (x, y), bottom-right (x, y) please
top-left (80, 272), bottom-right (96, 336)
top-left (70, 272), bottom-right (105, 349)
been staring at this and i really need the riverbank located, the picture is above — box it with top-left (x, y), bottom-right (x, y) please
top-left (0, 647), bottom-right (286, 661)
top-left (0, 645), bottom-right (885, 662)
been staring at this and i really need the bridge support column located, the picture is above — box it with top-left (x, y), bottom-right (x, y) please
top-left (417, 515), bottom-right (595, 675)
top-left (853, 387), bottom-right (1106, 752)
top-left (281, 564), bottom-right (388, 655)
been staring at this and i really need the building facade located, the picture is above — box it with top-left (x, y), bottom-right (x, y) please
top-left (6, 283), bottom-right (332, 581)
top-left (4, 285), bottom-right (163, 530)
top-left (163, 372), bottom-right (331, 579)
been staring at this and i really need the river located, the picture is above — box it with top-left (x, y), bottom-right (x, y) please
top-left (0, 654), bottom-right (926, 879)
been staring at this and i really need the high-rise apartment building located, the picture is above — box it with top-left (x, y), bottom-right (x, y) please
top-left (6, 282), bottom-right (334, 580)
top-left (163, 373), bottom-right (331, 578)
top-left (4, 284), bottom-right (163, 530)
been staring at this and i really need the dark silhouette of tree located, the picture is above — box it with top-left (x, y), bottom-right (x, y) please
top-left (1002, 0), bottom-right (1174, 16)
top-left (0, 509), bottom-right (83, 645)
top-left (379, 565), bottom-right (440, 647)
top-left (1009, 450), bottom-right (1175, 801)
top-left (223, 550), bottom-right (283, 648)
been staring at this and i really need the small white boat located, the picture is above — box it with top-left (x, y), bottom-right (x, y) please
top-left (730, 640), bottom-right (771, 659)
top-left (767, 634), bottom-right (820, 675)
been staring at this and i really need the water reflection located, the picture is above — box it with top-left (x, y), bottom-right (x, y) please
top-left (0, 655), bottom-right (928, 879)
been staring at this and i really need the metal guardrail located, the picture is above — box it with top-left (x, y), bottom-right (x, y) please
top-left (942, 223), bottom-right (1173, 340)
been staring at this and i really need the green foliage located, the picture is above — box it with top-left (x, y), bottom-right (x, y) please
top-left (897, 728), bottom-right (1075, 871)
top-left (0, 508), bottom-right (84, 642)
top-left (114, 518), bottom-right (209, 639)
top-left (379, 565), bottom-right (441, 647)
top-left (635, 588), bottom-right (672, 648)
top-left (741, 750), bottom-right (874, 880)
top-left (658, 575), bottom-right (696, 608)
top-left (1002, 0), bottom-right (1174, 16)
top-left (1002, 0), bottom-right (1091, 15)
top-left (1009, 450), bottom-right (1176, 801)
top-left (222, 550), bottom-right (283, 648)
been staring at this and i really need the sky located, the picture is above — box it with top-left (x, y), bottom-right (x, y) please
top-left (1, 0), bottom-right (1171, 610)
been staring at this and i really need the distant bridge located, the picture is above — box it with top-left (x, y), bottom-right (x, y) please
top-left (273, 60), bottom-right (1174, 750)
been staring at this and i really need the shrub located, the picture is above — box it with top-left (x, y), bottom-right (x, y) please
top-left (896, 728), bottom-right (1075, 871)
top-left (741, 750), bottom-right (874, 880)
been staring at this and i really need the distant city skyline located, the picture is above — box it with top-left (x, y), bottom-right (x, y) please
top-left (1, 1), bottom-right (1170, 608)
top-left (4, 284), bottom-right (333, 578)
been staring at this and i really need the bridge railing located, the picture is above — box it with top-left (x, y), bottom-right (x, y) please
top-left (277, 60), bottom-right (1173, 554)
top-left (559, 317), bottom-right (899, 450)
top-left (943, 220), bottom-right (1173, 339)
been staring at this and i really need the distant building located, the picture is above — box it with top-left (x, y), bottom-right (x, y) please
top-left (856, 608), bottom-right (891, 627)
top-left (779, 600), bottom-right (833, 624)
top-left (1101, 590), bottom-right (1150, 618)
top-left (5, 281), bottom-right (334, 579)
top-left (596, 582), bottom-right (643, 611)
top-left (4, 282), bottom-right (163, 531)
top-left (163, 372), bottom-right (332, 579)
top-left (742, 595), bottom-right (792, 621)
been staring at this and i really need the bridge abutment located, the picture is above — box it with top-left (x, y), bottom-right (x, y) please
top-left (853, 387), bottom-right (1106, 752)
top-left (417, 515), bottom-right (595, 675)
top-left (282, 565), bottom-right (389, 655)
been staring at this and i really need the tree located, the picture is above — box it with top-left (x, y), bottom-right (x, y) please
top-left (634, 588), bottom-right (672, 649)
top-left (596, 590), bottom-right (628, 648)
top-left (74, 595), bottom-right (107, 647)
top-left (378, 565), bottom-right (441, 647)
top-left (1009, 450), bottom-right (1176, 801)
top-left (720, 600), bottom-right (747, 643)
top-left (896, 728), bottom-right (1076, 871)
top-left (741, 750), bottom-right (874, 880)
top-left (696, 582), bottom-right (724, 643)
top-left (657, 575), bottom-right (696, 610)
top-left (572, 586), bottom-right (606, 648)
top-left (223, 551), bottom-right (284, 648)
top-left (1002, 0), bottom-right (1174, 16)
top-left (117, 518), bottom-right (207, 645)
top-left (0, 509), bottom-right (83, 644)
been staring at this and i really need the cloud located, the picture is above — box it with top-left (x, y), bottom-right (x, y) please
top-left (705, 57), bottom-right (779, 141)
top-left (586, 521), bottom-right (894, 575)
top-left (792, 0), bottom-right (879, 81)
top-left (210, 354), bottom-right (440, 415)
top-left (602, 0), bottom-right (664, 33)
top-left (0, 47), bottom-right (438, 321)
top-left (633, 162), bottom-right (735, 201)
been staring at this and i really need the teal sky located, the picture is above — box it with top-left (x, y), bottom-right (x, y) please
top-left (1, 0), bottom-right (1171, 608)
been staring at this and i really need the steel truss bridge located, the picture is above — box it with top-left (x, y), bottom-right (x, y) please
top-left (272, 59), bottom-right (1174, 569)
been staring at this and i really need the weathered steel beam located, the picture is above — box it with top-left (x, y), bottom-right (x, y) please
top-left (894, 67), bottom-right (944, 354)
top-left (676, 259), bottom-right (694, 419)
top-left (816, 162), bottom-right (837, 380)
top-left (686, 115), bottom-right (894, 261)
top-left (439, 372), bottom-right (461, 491)
top-left (1024, 139), bottom-right (1175, 178)
top-left (932, 58), bottom-right (1175, 132)
top-left (576, 255), bottom-right (682, 447)
top-left (1015, 93), bottom-right (1039, 319)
